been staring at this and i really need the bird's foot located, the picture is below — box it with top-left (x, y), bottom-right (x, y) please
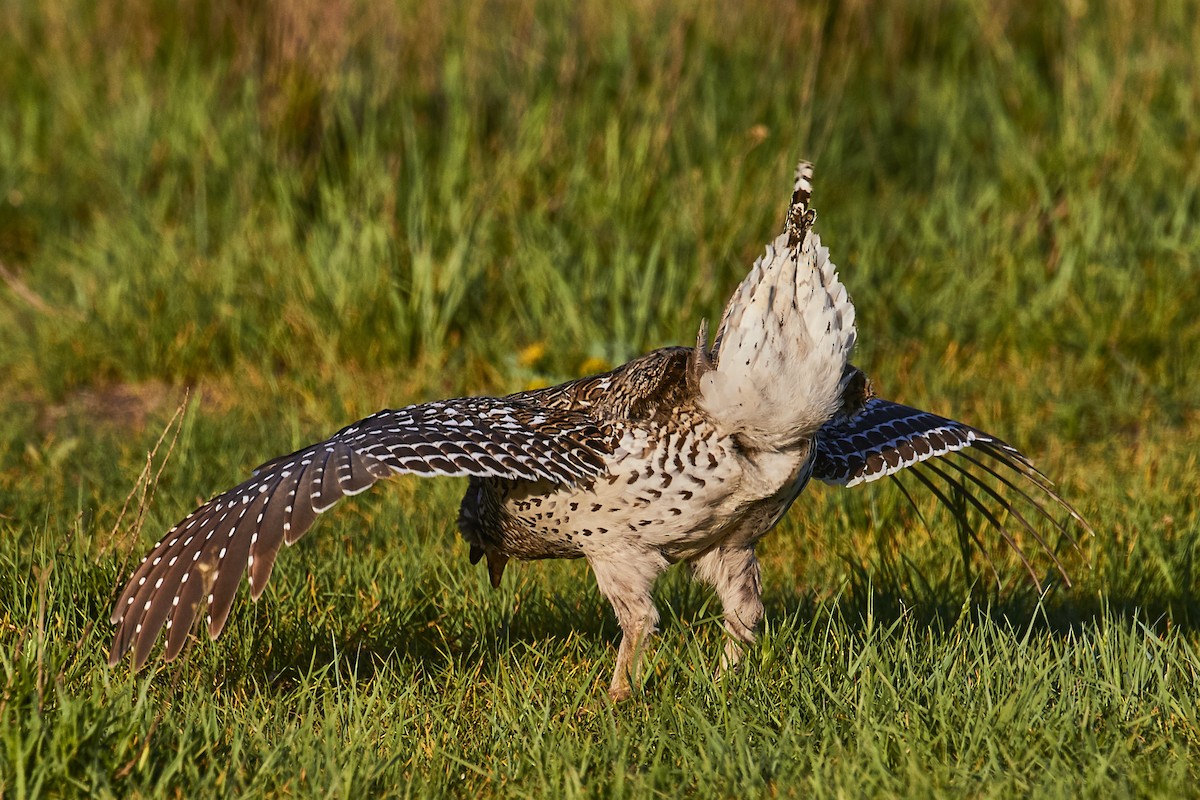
top-left (607, 683), bottom-right (633, 703)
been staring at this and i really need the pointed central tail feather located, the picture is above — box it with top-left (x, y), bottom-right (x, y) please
top-left (699, 162), bottom-right (857, 451)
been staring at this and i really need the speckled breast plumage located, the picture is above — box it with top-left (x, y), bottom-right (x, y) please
top-left (457, 346), bottom-right (814, 569)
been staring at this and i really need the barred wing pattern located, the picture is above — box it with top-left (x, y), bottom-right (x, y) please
top-left (813, 398), bottom-right (1018, 487)
top-left (109, 398), bottom-right (610, 669)
top-left (813, 398), bottom-right (1090, 587)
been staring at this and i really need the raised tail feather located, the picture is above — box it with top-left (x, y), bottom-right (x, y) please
top-left (700, 161), bottom-right (858, 450)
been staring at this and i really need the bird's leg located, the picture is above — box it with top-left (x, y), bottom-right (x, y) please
top-left (691, 546), bottom-right (764, 676)
top-left (589, 550), bottom-right (668, 701)
top-left (609, 611), bottom-right (654, 702)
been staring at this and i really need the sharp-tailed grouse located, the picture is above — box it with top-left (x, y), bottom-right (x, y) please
top-left (109, 162), bottom-right (1089, 700)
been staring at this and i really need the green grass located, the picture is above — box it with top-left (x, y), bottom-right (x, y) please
top-left (2, 0), bottom-right (1199, 796)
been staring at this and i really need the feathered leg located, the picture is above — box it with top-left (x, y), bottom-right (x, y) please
top-left (691, 545), bottom-right (764, 675)
top-left (590, 548), bottom-right (669, 701)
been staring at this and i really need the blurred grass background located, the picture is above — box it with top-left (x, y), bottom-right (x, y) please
top-left (1, 0), bottom-right (1198, 797)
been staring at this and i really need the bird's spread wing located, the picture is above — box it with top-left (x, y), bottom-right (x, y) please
top-left (813, 398), bottom-right (1012, 487)
top-left (109, 397), bottom-right (610, 669)
top-left (813, 398), bottom-right (1091, 587)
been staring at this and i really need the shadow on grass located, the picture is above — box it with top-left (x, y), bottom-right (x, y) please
top-left (200, 554), bottom-right (1200, 693)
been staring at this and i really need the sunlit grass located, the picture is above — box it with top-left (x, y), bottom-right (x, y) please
top-left (1, 0), bottom-right (1198, 796)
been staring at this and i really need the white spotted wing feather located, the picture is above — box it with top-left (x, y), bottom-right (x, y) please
top-left (109, 397), bottom-right (609, 668)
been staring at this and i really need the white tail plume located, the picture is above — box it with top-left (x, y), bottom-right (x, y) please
top-left (699, 163), bottom-right (857, 451)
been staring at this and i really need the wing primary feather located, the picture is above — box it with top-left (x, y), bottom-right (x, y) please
top-left (918, 460), bottom-right (1043, 590)
top-left (112, 499), bottom-right (225, 662)
top-left (905, 464), bottom-right (1003, 588)
top-left (937, 456), bottom-right (1072, 586)
top-left (971, 441), bottom-right (1095, 539)
top-left (205, 489), bottom-right (270, 639)
top-left (887, 472), bottom-right (936, 540)
top-left (970, 439), bottom-right (1055, 489)
top-left (248, 471), bottom-right (294, 597)
top-left (283, 457), bottom-right (322, 545)
top-left (953, 449), bottom-right (1086, 557)
top-left (312, 446), bottom-right (345, 512)
top-left (162, 551), bottom-right (213, 663)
